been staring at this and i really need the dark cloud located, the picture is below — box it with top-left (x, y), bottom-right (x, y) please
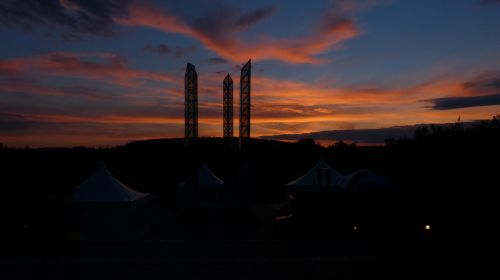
top-left (423, 72), bottom-right (500, 110)
top-left (111, 2), bottom-right (358, 63)
top-left (233, 64), bottom-right (246, 72)
top-left (427, 94), bottom-right (500, 110)
top-left (320, 13), bottom-right (356, 35)
top-left (193, 9), bottom-right (232, 41)
top-left (463, 72), bottom-right (500, 94)
top-left (0, 61), bottom-right (21, 75)
top-left (0, 52), bottom-right (178, 87)
top-left (480, 0), bottom-right (500, 5)
top-left (234, 7), bottom-right (276, 30)
top-left (0, 98), bottom-right (186, 121)
top-left (260, 126), bottom-right (419, 144)
top-left (257, 121), bottom-right (357, 135)
top-left (143, 43), bottom-right (171, 55)
top-left (0, 117), bottom-right (182, 139)
top-left (59, 86), bottom-right (114, 100)
top-left (0, 112), bottom-right (38, 134)
top-left (43, 52), bottom-right (128, 72)
top-left (253, 103), bottom-right (333, 118)
top-left (260, 122), bottom-right (481, 144)
top-left (193, 6), bottom-right (276, 41)
top-left (60, 32), bottom-right (82, 41)
top-left (0, 0), bottom-right (132, 36)
top-left (0, 76), bottom-right (114, 100)
top-left (174, 46), bottom-right (196, 58)
top-left (208, 57), bottom-right (228, 64)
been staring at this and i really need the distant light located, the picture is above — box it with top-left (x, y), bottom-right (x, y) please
top-left (353, 225), bottom-right (358, 231)
top-left (275, 215), bottom-right (289, 222)
top-left (23, 224), bottom-right (28, 229)
top-left (425, 224), bottom-right (431, 230)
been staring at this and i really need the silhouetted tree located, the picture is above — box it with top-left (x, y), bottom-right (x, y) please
top-left (296, 138), bottom-right (318, 147)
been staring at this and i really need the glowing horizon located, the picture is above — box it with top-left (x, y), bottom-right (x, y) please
top-left (1, 0), bottom-right (500, 147)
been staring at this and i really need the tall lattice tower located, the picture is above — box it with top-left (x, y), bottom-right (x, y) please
top-left (185, 63), bottom-right (198, 143)
top-left (223, 74), bottom-right (233, 138)
top-left (239, 60), bottom-right (251, 140)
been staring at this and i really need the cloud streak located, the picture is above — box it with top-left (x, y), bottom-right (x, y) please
top-left (0, 113), bottom-right (185, 147)
top-left (234, 6), bottom-right (276, 29)
top-left (0, 0), bottom-right (131, 37)
top-left (480, 0), bottom-right (500, 5)
top-left (142, 43), bottom-right (171, 55)
top-left (207, 57), bottom-right (229, 65)
top-left (0, 52), bottom-right (179, 87)
top-left (422, 71), bottom-right (500, 110)
top-left (0, 1), bottom-right (361, 64)
top-left (0, 77), bottom-right (114, 100)
top-left (462, 71), bottom-right (500, 94)
top-left (260, 125), bottom-right (420, 144)
top-left (116, 2), bottom-right (359, 64)
top-left (259, 121), bottom-right (484, 145)
top-left (427, 94), bottom-right (500, 110)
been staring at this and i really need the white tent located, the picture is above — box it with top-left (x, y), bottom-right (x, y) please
top-left (71, 165), bottom-right (149, 203)
top-left (338, 170), bottom-right (363, 190)
top-left (287, 160), bottom-right (344, 193)
top-left (197, 165), bottom-right (224, 187)
top-left (197, 165), bottom-right (225, 209)
top-left (177, 165), bottom-right (225, 210)
top-left (65, 165), bottom-right (151, 241)
top-left (342, 169), bottom-right (395, 191)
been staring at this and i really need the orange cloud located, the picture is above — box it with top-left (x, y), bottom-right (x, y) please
top-left (2, 49), bottom-right (500, 147)
top-left (0, 52), bottom-right (179, 88)
top-left (115, 3), bottom-right (360, 64)
top-left (0, 59), bottom-right (23, 74)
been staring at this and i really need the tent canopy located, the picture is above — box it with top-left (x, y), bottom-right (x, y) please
top-left (340, 169), bottom-right (395, 191)
top-left (71, 165), bottom-right (150, 203)
top-left (287, 160), bottom-right (344, 192)
top-left (198, 164), bottom-right (224, 186)
top-left (176, 164), bottom-right (225, 210)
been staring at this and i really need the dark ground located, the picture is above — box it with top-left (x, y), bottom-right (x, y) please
top-left (2, 117), bottom-right (498, 279)
top-left (1, 238), bottom-right (447, 280)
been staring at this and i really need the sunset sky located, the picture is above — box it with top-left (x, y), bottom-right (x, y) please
top-left (1, 0), bottom-right (500, 147)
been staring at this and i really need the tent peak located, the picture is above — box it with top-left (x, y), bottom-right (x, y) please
top-left (71, 166), bottom-right (149, 203)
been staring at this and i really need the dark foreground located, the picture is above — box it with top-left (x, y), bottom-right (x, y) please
top-left (4, 118), bottom-right (497, 279)
top-left (1, 239), bottom-right (447, 280)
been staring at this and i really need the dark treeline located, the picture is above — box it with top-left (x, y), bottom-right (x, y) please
top-left (0, 115), bottom-right (498, 242)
